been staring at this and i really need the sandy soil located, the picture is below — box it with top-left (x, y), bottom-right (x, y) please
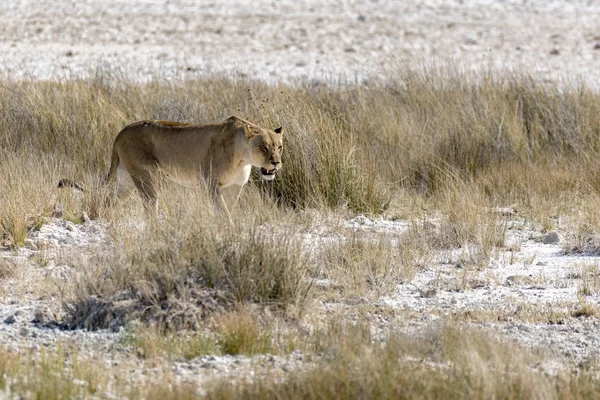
top-left (0, 0), bottom-right (599, 85)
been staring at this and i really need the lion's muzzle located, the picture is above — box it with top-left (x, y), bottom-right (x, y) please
top-left (260, 166), bottom-right (278, 180)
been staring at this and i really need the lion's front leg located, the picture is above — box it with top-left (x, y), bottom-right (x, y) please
top-left (219, 184), bottom-right (243, 214)
top-left (213, 184), bottom-right (242, 225)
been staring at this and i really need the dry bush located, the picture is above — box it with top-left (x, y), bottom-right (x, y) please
top-left (364, 70), bottom-right (600, 198)
top-left (63, 186), bottom-right (311, 330)
top-left (576, 262), bottom-right (600, 296)
top-left (561, 196), bottom-right (600, 256)
top-left (215, 308), bottom-right (273, 356)
top-left (434, 180), bottom-right (507, 262)
top-left (563, 224), bottom-right (600, 256)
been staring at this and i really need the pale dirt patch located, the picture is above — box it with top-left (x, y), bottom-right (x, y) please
top-left (0, 0), bottom-right (599, 85)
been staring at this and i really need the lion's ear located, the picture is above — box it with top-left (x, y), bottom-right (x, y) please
top-left (274, 127), bottom-right (283, 134)
top-left (244, 124), bottom-right (259, 138)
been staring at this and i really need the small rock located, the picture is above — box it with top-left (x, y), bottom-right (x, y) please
top-left (65, 50), bottom-right (74, 57)
top-left (23, 239), bottom-right (38, 250)
top-left (353, 215), bottom-right (373, 226)
top-left (491, 207), bottom-right (516, 216)
top-left (543, 231), bottom-right (560, 244)
top-left (343, 297), bottom-right (369, 305)
top-left (4, 315), bottom-right (16, 324)
top-left (468, 279), bottom-right (487, 289)
top-left (83, 212), bottom-right (91, 224)
top-left (594, 43), bottom-right (600, 50)
top-left (505, 276), bottom-right (520, 286)
top-left (19, 327), bottom-right (29, 337)
top-left (33, 309), bottom-right (45, 324)
top-left (52, 204), bottom-right (64, 218)
top-left (550, 48), bottom-right (560, 55)
top-left (357, 15), bottom-right (366, 22)
top-left (419, 288), bottom-right (437, 298)
top-left (36, 240), bottom-right (56, 250)
top-left (518, 324), bottom-right (531, 332)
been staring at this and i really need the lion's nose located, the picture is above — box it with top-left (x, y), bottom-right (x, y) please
top-left (271, 161), bottom-right (280, 167)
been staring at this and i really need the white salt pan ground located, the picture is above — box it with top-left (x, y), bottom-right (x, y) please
top-left (0, 0), bottom-right (599, 85)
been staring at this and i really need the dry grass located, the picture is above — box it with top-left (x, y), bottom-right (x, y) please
top-left (0, 342), bottom-right (200, 399)
top-left (0, 344), bottom-right (110, 399)
top-left (3, 67), bottom-right (600, 243)
top-left (215, 308), bottom-right (274, 356)
top-left (318, 232), bottom-right (426, 297)
top-left (1, 314), bottom-right (599, 399)
top-left (120, 323), bottom-right (218, 360)
top-left (3, 67), bottom-right (600, 397)
top-left (61, 184), bottom-right (311, 330)
top-left (207, 322), bottom-right (600, 400)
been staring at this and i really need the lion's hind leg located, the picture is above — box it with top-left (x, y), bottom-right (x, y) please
top-left (129, 169), bottom-right (159, 215)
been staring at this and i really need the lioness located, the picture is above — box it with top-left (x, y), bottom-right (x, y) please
top-left (62, 116), bottom-right (283, 216)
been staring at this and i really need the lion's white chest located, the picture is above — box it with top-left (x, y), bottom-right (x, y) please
top-left (223, 165), bottom-right (252, 188)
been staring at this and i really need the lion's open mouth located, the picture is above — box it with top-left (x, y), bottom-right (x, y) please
top-left (261, 167), bottom-right (277, 180)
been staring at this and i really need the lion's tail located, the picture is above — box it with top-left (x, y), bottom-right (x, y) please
top-left (58, 144), bottom-right (120, 192)
top-left (104, 143), bottom-right (120, 184)
top-left (57, 178), bottom-right (84, 192)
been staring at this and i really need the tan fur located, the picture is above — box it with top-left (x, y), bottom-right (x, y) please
top-left (104, 116), bottom-right (283, 216)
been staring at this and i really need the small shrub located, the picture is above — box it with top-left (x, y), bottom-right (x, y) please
top-left (216, 309), bottom-right (272, 356)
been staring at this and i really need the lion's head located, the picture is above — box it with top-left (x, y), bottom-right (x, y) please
top-left (245, 124), bottom-right (283, 181)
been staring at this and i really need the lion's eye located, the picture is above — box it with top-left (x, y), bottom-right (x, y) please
top-left (260, 145), bottom-right (268, 152)
top-left (278, 146), bottom-right (283, 151)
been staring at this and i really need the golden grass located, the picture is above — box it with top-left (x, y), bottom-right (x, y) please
top-left (3, 67), bottom-right (600, 398)
top-left (2, 68), bottom-right (600, 242)
top-left (206, 322), bottom-right (600, 400)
